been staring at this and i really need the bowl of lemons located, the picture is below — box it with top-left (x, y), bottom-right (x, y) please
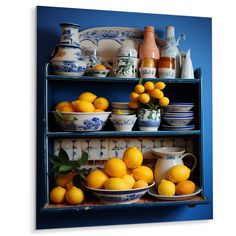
top-left (91, 64), bottom-right (110, 77)
top-left (53, 92), bottom-right (111, 131)
top-left (85, 146), bottom-right (155, 204)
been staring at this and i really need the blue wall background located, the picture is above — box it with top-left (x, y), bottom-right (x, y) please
top-left (37, 6), bottom-right (212, 229)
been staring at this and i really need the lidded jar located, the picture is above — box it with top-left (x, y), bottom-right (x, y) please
top-left (139, 26), bottom-right (160, 69)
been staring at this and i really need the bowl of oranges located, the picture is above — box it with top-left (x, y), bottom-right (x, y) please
top-left (91, 64), bottom-right (110, 77)
top-left (85, 146), bottom-right (155, 204)
top-left (53, 92), bottom-right (111, 131)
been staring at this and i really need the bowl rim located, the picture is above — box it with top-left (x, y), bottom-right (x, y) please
top-left (162, 116), bottom-right (194, 119)
top-left (84, 182), bottom-right (155, 194)
top-left (52, 111), bottom-right (112, 115)
top-left (167, 103), bottom-right (194, 106)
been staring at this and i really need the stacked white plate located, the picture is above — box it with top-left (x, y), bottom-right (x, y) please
top-left (111, 102), bottom-right (135, 115)
top-left (162, 103), bottom-right (195, 131)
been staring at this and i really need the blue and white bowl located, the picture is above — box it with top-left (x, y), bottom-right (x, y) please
top-left (91, 68), bottom-right (110, 77)
top-left (162, 124), bottom-right (195, 131)
top-left (110, 115), bottom-right (137, 131)
top-left (163, 111), bottom-right (194, 117)
top-left (53, 111), bottom-right (111, 131)
top-left (162, 116), bottom-right (194, 126)
top-left (85, 182), bottom-right (155, 205)
top-left (164, 103), bottom-right (195, 112)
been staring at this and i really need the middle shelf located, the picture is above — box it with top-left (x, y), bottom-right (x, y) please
top-left (47, 130), bottom-right (201, 138)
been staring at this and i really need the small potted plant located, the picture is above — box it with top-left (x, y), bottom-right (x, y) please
top-left (128, 80), bottom-right (170, 131)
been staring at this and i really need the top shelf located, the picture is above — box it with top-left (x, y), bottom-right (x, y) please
top-left (47, 75), bottom-right (200, 83)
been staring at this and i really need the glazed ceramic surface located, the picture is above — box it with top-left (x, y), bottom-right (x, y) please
top-left (53, 111), bottom-right (111, 131)
top-left (110, 115), bottom-right (137, 131)
top-left (181, 49), bottom-right (194, 79)
top-left (59, 22), bottom-right (80, 46)
top-left (162, 116), bottom-right (194, 126)
top-left (139, 67), bottom-right (156, 78)
top-left (85, 182), bottom-right (155, 205)
top-left (50, 44), bottom-right (87, 76)
top-left (164, 103), bottom-right (194, 112)
top-left (152, 147), bottom-right (197, 186)
top-left (138, 109), bottom-right (161, 131)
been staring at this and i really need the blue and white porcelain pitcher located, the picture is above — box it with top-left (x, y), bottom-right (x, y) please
top-left (59, 22), bottom-right (80, 46)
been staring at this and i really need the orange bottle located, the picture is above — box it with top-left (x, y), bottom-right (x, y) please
top-left (139, 26), bottom-right (160, 69)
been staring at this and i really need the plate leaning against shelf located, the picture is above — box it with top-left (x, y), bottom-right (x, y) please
top-left (148, 186), bottom-right (202, 201)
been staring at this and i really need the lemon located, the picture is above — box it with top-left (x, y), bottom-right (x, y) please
top-left (176, 180), bottom-right (196, 195)
top-left (65, 187), bottom-right (84, 204)
top-left (65, 181), bottom-right (74, 190)
top-left (159, 97), bottom-right (170, 107)
top-left (135, 84), bottom-right (145, 94)
top-left (144, 81), bottom-right (155, 91)
top-left (94, 109), bottom-right (105, 112)
top-left (150, 89), bottom-right (164, 99)
top-left (72, 100), bottom-right (95, 112)
top-left (133, 180), bottom-right (148, 189)
top-left (104, 178), bottom-right (129, 190)
top-left (55, 172), bottom-right (74, 188)
top-left (93, 64), bottom-right (106, 70)
top-left (86, 169), bottom-right (109, 189)
top-left (168, 165), bottom-right (190, 183)
top-left (78, 92), bottom-right (97, 103)
top-left (104, 157), bottom-right (126, 178)
top-left (130, 91), bottom-right (140, 102)
top-left (154, 82), bottom-right (166, 90)
top-left (122, 175), bottom-right (135, 189)
top-left (133, 165), bottom-right (154, 184)
top-left (50, 186), bottom-right (66, 203)
top-left (55, 101), bottom-right (71, 109)
top-left (139, 93), bottom-right (150, 104)
top-left (122, 146), bottom-right (143, 169)
top-left (93, 97), bottom-right (109, 110)
top-left (128, 100), bottom-right (139, 109)
top-left (158, 179), bottom-right (175, 196)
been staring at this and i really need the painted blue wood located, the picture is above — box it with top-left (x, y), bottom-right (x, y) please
top-left (47, 130), bottom-right (201, 138)
top-left (37, 6), bottom-right (212, 229)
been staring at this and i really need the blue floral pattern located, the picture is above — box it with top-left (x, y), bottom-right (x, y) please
top-left (80, 117), bottom-right (104, 130)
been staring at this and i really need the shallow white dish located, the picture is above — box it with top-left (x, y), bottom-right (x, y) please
top-left (162, 116), bottom-right (194, 126)
top-left (163, 111), bottom-right (194, 117)
top-left (162, 124), bottom-right (195, 130)
top-left (164, 103), bottom-right (195, 112)
top-left (85, 182), bottom-right (155, 205)
top-left (91, 68), bottom-right (110, 77)
top-left (148, 186), bottom-right (202, 201)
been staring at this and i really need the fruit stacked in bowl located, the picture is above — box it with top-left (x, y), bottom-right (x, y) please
top-left (53, 92), bottom-right (111, 131)
top-left (85, 146), bottom-right (155, 204)
top-left (162, 103), bottom-right (195, 131)
top-left (110, 102), bottom-right (137, 131)
top-left (91, 64), bottom-right (110, 77)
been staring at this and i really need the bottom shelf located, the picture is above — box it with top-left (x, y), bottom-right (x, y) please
top-left (41, 194), bottom-right (207, 212)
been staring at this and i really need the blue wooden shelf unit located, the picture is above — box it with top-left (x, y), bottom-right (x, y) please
top-left (37, 6), bottom-right (212, 229)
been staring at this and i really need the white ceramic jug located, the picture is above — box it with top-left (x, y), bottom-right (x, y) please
top-left (152, 147), bottom-right (197, 186)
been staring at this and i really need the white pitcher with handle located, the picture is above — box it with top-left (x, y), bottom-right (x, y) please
top-left (152, 147), bottom-right (197, 186)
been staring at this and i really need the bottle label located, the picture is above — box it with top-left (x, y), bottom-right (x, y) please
top-left (158, 68), bottom-right (175, 79)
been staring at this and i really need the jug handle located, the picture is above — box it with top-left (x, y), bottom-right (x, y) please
top-left (181, 153), bottom-right (197, 172)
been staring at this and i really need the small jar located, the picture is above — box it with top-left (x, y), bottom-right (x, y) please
top-left (158, 57), bottom-right (176, 78)
top-left (139, 57), bottom-right (156, 78)
top-left (140, 57), bottom-right (155, 68)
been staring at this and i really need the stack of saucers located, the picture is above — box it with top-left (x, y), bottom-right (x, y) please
top-left (161, 103), bottom-right (195, 131)
top-left (111, 102), bottom-right (135, 115)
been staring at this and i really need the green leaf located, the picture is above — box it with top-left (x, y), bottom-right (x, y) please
top-left (78, 150), bottom-right (88, 166)
top-left (58, 149), bottom-right (69, 162)
top-left (49, 155), bottom-right (61, 164)
top-left (54, 109), bottom-right (64, 123)
top-left (48, 163), bottom-right (60, 175)
top-left (58, 164), bottom-right (73, 173)
top-left (72, 173), bottom-right (83, 188)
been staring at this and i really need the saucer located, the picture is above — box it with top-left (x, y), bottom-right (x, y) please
top-left (162, 124), bottom-right (195, 131)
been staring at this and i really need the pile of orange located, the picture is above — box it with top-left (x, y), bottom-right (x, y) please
top-left (55, 92), bottom-right (109, 112)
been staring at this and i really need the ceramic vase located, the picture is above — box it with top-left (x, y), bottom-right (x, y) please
top-left (83, 47), bottom-right (101, 75)
top-left (161, 26), bottom-right (185, 78)
top-left (59, 22), bottom-right (80, 46)
top-left (181, 49), bottom-right (194, 79)
top-left (50, 44), bottom-right (87, 76)
top-left (137, 109), bottom-right (161, 131)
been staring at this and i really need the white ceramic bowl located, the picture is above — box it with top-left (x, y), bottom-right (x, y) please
top-left (162, 124), bottom-right (195, 131)
top-left (163, 111), bottom-right (194, 117)
top-left (164, 103), bottom-right (194, 112)
top-left (110, 115), bottom-right (137, 131)
top-left (139, 67), bottom-right (156, 78)
top-left (85, 182), bottom-right (155, 205)
top-left (53, 111), bottom-right (111, 131)
top-left (91, 68), bottom-right (110, 77)
top-left (111, 102), bottom-right (130, 109)
top-left (162, 116), bottom-right (194, 126)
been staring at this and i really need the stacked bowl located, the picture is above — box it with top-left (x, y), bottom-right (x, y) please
top-left (161, 103), bottom-right (195, 131)
top-left (110, 102), bottom-right (137, 131)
